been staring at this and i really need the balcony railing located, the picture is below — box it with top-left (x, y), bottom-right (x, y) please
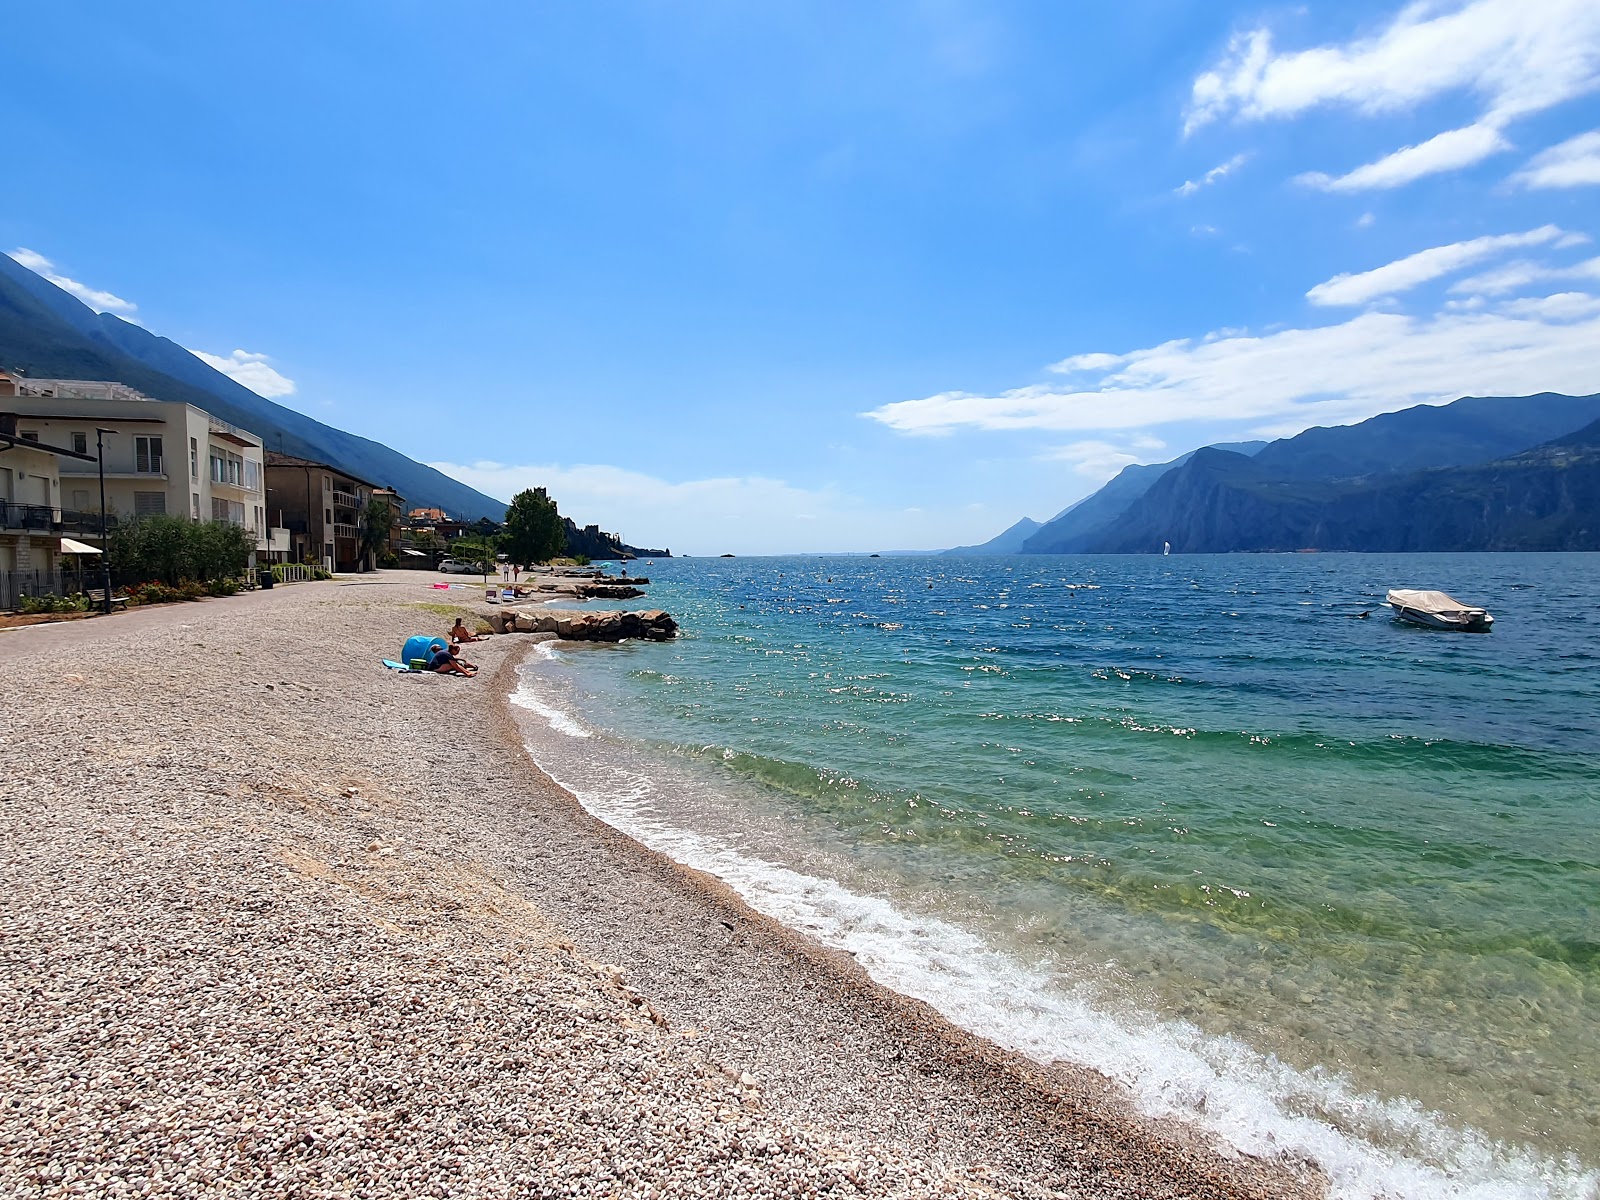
top-left (0, 501), bottom-right (60, 533)
top-left (332, 489), bottom-right (362, 511)
top-left (333, 522), bottom-right (360, 539)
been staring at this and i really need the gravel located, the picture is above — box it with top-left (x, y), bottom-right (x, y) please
top-left (0, 575), bottom-right (1323, 1199)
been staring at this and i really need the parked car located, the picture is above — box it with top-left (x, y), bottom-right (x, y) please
top-left (437, 557), bottom-right (482, 574)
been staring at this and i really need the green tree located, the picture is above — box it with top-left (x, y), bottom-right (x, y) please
top-left (358, 497), bottom-right (394, 570)
top-left (500, 487), bottom-right (565, 566)
top-left (108, 515), bottom-right (253, 585)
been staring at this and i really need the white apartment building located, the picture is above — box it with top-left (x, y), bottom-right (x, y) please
top-left (6, 380), bottom-right (271, 556)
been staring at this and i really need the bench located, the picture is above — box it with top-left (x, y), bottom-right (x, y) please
top-left (85, 589), bottom-right (130, 611)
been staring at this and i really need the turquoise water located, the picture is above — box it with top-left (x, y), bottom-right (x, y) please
top-left (510, 553), bottom-right (1600, 1199)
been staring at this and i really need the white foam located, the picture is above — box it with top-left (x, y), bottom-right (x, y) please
top-left (509, 672), bottom-right (1599, 1200)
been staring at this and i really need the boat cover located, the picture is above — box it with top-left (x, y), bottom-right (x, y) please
top-left (1386, 589), bottom-right (1486, 617)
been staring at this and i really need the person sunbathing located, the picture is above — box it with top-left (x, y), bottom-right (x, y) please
top-left (427, 642), bottom-right (476, 676)
top-left (449, 618), bottom-right (482, 643)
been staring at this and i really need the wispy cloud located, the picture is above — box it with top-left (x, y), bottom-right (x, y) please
top-left (1449, 255), bottom-right (1600, 296)
top-left (1512, 129), bottom-right (1600, 189)
top-left (1187, 1), bottom-right (1600, 132)
top-left (1305, 226), bottom-right (1579, 306)
top-left (1176, 152), bottom-right (1250, 196)
top-left (8, 247), bottom-right (138, 315)
top-left (1297, 122), bottom-right (1511, 191)
top-left (862, 300), bottom-right (1600, 438)
top-left (427, 461), bottom-right (855, 556)
top-left (190, 349), bottom-right (297, 398)
top-left (1185, 0), bottom-right (1600, 187)
top-left (1036, 437), bottom-right (1165, 478)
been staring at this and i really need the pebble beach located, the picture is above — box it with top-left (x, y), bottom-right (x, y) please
top-left (1, 574), bottom-right (1323, 1199)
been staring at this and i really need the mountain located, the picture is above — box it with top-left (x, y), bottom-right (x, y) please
top-left (0, 253), bottom-right (506, 520)
top-left (1020, 440), bottom-right (1266, 554)
top-left (1245, 393), bottom-right (1600, 481)
top-left (942, 516), bottom-right (1042, 555)
top-left (1086, 405), bottom-right (1600, 554)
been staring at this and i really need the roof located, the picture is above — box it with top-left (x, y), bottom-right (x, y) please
top-left (264, 450), bottom-right (380, 491)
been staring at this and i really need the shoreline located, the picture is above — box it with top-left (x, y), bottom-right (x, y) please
top-left (2, 573), bottom-right (1322, 1198)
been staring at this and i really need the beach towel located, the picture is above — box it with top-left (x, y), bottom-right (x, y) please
top-left (381, 659), bottom-right (423, 672)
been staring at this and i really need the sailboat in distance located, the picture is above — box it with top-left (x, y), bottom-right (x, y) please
top-left (1163, 540), bottom-right (1171, 556)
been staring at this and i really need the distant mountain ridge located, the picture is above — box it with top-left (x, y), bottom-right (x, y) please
top-left (953, 394), bottom-right (1600, 555)
top-left (942, 516), bottom-right (1041, 555)
top-left (1092, 415), bottom-right (1600, 553)
top-left (1069, 393), bottom-right (1600, 553)
top-left (0, 252), bottom-right (506, 520)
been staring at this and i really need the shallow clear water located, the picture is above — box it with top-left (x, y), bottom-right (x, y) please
top-left (510, 553), bottom-right (1600, 1199)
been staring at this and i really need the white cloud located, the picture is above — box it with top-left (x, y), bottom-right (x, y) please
top-left (1050, 351), bottom-right (1126, 374)
top-left (1305, 225), bottom-right (1576, 306)
top-left (1450, 255), bottom-right (1600, 295)
top-left (862, 306), bottom-right (1600, 438)
top-left (190, 348), bottom-right (297, 398)
top-left (1496, 292), bottom-right (1600, 320)
top-left (1297, 122), bottom-right (1511, 191)
top-left (1036, 440), bottom-right (1146, 478)
top-left (1176, 152), bottom-right (1251, 196)
top-left (428, 461), bottom-right (861, 556)
top-left (8, 247), bottom-right (138, 315)
top-left (1512, 129), bottom-right (1600, 188)
top-left (1356, 212), bottom-right (1376, 228)
top-left (1186, 0), bottom-right (1600, 133)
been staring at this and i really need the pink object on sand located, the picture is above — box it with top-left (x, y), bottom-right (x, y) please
top-left (431, 583), bottom-right (450, 589)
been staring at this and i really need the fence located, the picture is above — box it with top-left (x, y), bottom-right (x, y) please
top-left (0, 568), bottom-right (65, 611)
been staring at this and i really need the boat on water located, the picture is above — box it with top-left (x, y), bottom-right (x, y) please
top-left (1386, 589), bottom-right (1494, 632)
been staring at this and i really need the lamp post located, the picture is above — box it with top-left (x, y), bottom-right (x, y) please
top-left (95, 428), bottom-right (115, 614)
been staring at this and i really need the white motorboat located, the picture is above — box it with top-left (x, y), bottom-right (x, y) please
top-left (1386, 589), bottom-right (1494, 632)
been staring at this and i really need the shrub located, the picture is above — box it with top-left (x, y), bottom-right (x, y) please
top-left (108, 515), bottom-right (254, 586)
top-left (17, 593), bottom-right (91, 614)
top-left (127, 580), bottom-right (202, 606)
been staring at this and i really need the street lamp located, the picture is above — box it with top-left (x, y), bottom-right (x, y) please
top-left (95, 427), bottom-right (115, 614)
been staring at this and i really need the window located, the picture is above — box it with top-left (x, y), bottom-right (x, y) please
top-left (72, 432), bottom-right (88, 455)
top-left (212, 496), bottom-right (228, 521)
top-left (190, 438), bottom-right (198, 479)
top-left (243, 459), bottom-right (260, 491)
top-left (20, 430), bottom-right (39, 443)
top-left (325, 508), bottom-right (332, 524)
top-left (134, 491), bottom-right (166, 516)
top-left (135, 436), bottom-right (164, 474)
top-left (192, 493), bottom-right (200, 519)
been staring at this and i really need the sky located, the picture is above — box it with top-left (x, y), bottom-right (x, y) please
top-left (4, 0), bottom-right (1599, 555)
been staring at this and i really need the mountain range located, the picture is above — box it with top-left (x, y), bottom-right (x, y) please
top-left (955, 393), bottom-right (1600, 555)
top-left (0, 252), bottom-right (507, 520)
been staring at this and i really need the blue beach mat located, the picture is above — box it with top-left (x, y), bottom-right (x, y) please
top-left (382, 658), bottom-right (424, 673)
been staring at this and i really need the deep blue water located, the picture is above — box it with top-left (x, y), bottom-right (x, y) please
top-left (510, 553), bottom-right (1600, 1200)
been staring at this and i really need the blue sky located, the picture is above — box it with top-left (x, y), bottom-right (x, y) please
top-left (5, 0), bottom-right (1599, 554)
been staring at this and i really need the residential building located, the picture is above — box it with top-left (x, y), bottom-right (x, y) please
top-left (6, 378), bottom-right (271, 558)
top-left (0, 402), bottom-right (101, 608)
top-left (264, 452), bottom-right (379, 572)
top-left (371, 487), bottom-right (406, 558)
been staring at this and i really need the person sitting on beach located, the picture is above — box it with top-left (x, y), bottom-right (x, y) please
top-left (449, 617), bottom-right (482, 643)
top-left (426, 642), bottom-right (476, 677)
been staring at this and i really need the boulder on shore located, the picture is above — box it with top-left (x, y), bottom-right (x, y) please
top-left (482, 606), bottom-right (677, 642)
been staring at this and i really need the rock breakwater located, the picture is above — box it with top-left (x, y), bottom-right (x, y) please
top-left (489, 606), bottom-right (678, 642)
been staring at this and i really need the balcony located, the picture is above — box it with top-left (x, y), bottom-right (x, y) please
top-left (0, 501), bottom-right (61, 533)
top-left (332, 488), bottom-right (362, 512)
top-left (333, 523), bottom-right (359, 539)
